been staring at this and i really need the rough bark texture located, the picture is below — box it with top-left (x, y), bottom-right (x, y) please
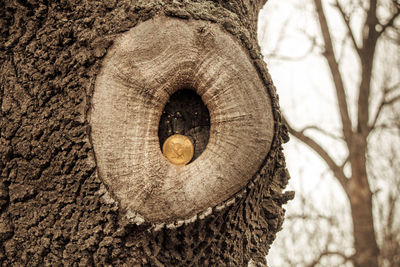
top-left (0, 0), bottom-right (292, 265)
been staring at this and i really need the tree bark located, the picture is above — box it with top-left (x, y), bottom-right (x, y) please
top-left (0, 0), bottom-right (291, 266)
top-left (347, 136), bottom-right (379, 267)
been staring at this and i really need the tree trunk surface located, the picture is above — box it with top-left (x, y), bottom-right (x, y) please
top-left (349, 192), bottom-right (379, 267)
top-left (0, 0), bottom-right (292, 266)
top-left (348, 136), bottom-right (379, 267)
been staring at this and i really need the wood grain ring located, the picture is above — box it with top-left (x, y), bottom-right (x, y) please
top-left (89, 16), bottom-right (274, 223)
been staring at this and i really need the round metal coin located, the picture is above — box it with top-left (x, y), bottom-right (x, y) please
top-left (162, 134), bottom-right (194, 165)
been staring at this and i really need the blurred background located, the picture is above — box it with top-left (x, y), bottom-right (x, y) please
top-left (257, 0), bottom-right (400, 266)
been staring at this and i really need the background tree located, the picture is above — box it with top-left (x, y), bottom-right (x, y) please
top-left (0, 0), bottom-right (292, 265)
top-left (259, 0), bottom-right (400, 266)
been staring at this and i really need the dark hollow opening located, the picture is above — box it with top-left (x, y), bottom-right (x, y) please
top-left (158, 89), bottom-right (210, 163)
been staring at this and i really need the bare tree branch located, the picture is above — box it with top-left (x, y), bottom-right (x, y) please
top-left (265, 45), bottom-right (315, 61)
top-left (283, 116), bottom-right (349, 190)
top-left (262, 17), bottom-right (291, 57)
top-left (339, 157), bottom-right (349, 179)
top-left (378, 0), bottom-right (400, 35)
top-left (313, 0), bottom-right (354, 145)
top-left (334, 0), bottom-right (361, 56)
top-left (337, 32), bottom-right (350, 64)
top-left (385, 94), bottom-right (400, 106)
top-left (369, 82), bottom-right (400, 130)
top-left (308, 232), bottom-right (353, 267)
top-left (264, 25), bottom-right (319, 61)
top-left (286, 214), bottom-right (336, 222)
top-left (378, 7), bottom-right (400, 35)
top-left (307, 250), bottom-right (353, 267)
top-left (301, 125), bottom-right (343, 140)
top-left (362, 0), bottom-right (379, 45)
top-left (358, 0), bottom-right (379, 136)
top-left (263, 1), bottom-right (398, 265)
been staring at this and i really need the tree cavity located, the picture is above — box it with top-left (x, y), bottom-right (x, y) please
top-left (158, 89), bottom-right (210, 164)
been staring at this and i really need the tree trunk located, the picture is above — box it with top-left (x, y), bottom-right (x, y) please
top-left (0, 0), bottom-right (292, 265)
top-left (312, 0), bottom-right (380, 265)
top-left (348, 135), bottom-right (379, 267)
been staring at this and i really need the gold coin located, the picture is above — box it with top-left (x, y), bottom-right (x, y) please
top-left (162, 134), bottom-right (194, 165)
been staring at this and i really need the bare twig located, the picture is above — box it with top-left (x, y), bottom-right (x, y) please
top-left (264, 17), bottom-right (291, 57)
top-left (265, 46), bottom-right (314, 61)
top-left (334, 0), bottom-right (361, 56)
top-left (378, 1), bottom-right (400, 37)
top-left (337, 33), bottom-right (349, 64)
top-left (301, 125), bottom-right (343, 140)
top-left (313, 0), bottom-right (353, 145)
top-left (369, 82), bottom-right (400, 130)
top-left (265, 27), bottom-right (319, 61)
top-left (283, 116), bottom-right (349, 190)
top-left (307, 250), bottom-right (354, 267)
top-left (286, 214), bottom-right (336, 222)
